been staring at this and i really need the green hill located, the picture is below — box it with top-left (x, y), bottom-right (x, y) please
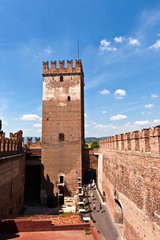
top-left (85, 137), bottom-right (108, 144)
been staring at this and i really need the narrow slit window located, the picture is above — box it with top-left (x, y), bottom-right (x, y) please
top-left (59, 133), bottom-right (64, 141)
top-left (60, 75), bottom-right (63, 82)
top-left (68, 96), bottom-right (71, 101)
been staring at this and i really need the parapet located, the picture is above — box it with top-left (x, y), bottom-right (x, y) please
top-left (10, 130), bottom-right (23, 141)
top-left (0, 130), bottom-right (23, 157)
top-left (43, 59), bottom-right (83, 74)
top-left (99, 125), bottom-right (160, 155)
top-left (27, 137), bottom-right (41, 148)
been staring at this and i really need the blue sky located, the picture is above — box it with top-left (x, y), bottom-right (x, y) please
top-left (1, 0), bottom-right (160, 138)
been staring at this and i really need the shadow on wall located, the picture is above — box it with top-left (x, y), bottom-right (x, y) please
top-left (115, 198), bottom-right (123, 224)
top-left (41, 164), bottom-right (72, 204)
top-left (41, 164), bottom-right (54, 197)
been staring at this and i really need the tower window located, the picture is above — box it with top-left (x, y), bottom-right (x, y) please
top-left (60, 176), bottom-right (64, 183)
top-left (59, 133), bottom-right (64, 141)
top-left (68, 96), bottom-right (71, 101)
top-left (60, 75), bottom-right (63, 82)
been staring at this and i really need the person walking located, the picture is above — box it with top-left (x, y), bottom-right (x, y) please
top-left (99, 202), bottom-right (102, 212)
top-left (93, 202), bottom-right (96, 211)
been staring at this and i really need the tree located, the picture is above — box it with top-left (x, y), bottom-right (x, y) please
top-left (91, 141), bottom-right (99, 149)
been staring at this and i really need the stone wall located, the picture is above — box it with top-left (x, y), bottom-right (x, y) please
top-left (0, 130), bottom-right (25, 218)
top-left (99, 126), bottom-right (160, 240)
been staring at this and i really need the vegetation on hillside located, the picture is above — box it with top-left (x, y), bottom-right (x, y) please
top-left (85, 140), bottom-right (99, 149)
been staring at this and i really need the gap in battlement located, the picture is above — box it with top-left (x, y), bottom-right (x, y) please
top-left (72, 60), bottom-right (76, 68)
top-left (48, 61), bottom-right (51, 69)
top-left (64, 60), bottom-right (67, 68)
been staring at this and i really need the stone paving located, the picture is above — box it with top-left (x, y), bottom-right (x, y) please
top-left (81, 186), bottom-right (123, 240)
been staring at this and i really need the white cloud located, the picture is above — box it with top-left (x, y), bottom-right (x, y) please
top-left (44, 47), bottom-right (52, 54)
top-left (157, 33), bottom-right (160, 37)
top-left (36, 129), bottom-right (42, 133)
top-left (149, 40), bottom-right (160, 49)
top-left (85, 124), bottom-right (90, 128)
top-left (114, 36), bottom-right (123, 43)
top-left (141, 112), bottom-right (144, 115)
top-left (144, 104), bottom-right (154, 108)
top-left (153, 119), bottom-right (160, 125)
top-left (106, 47), bottom-right (117, 51)
top-left (151, 94), bottom-right (158, 98)
top-left (100, 39), bottom-right (110, 50)
top-left (94, 124), bottom-right (118, 130)
top-left (33, 123), bottom-right (42, 128)
top-left (84, 113), bottom-right (87, 117)
top-left (135, 120), bottom-right (149, 125)
top-left (100, 39), bottom-right (117, 52)
top-left (99, 89), bottom-right (110, 95)
top-left (114, 89), bottom-right (126, 99)
top-left (102, 110), bottom-right (106, 114)
top-left (110, 114), bottom-right (127, 121)
top-left (128, 38), bottom-right (140, 46)
top-left (21, 114), bottom-right (42, 121)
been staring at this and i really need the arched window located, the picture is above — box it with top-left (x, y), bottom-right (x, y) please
top-left (60, 75), bottom-right (63, 82)
top-left (59, 133), bottom-right (64, 141)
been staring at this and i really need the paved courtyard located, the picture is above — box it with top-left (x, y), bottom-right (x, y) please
top-left (82, 186), bottom-right (122, 240)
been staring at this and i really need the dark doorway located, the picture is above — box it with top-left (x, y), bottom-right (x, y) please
top-left (85, 168), bottom-right (96, 184)
top-left (60, 176), bottom-right (64, 183)
top-left (59, 190), bottom-right (64, 205)
top-left (24, 165), bottom-right (41, 203)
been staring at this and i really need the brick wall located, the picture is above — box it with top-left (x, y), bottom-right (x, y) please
top-left (82, 149), bottom-right (98, 182)
top-left (0, 130), bottom-right (23, 157)
top-left (41, 60), bottom-right (84, 199)
top-left (99, 126), bottom-right (160, 240)
top-left (0, 130), bottom-right (25, 218)
top-left (0, 154), bottom-right (25, 218)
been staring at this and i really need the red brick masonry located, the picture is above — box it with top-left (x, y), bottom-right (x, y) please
top-left (0, 219), bottom-right (101, 240)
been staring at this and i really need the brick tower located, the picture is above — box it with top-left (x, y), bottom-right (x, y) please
top-left (41, 60), bottom-right (84, 204)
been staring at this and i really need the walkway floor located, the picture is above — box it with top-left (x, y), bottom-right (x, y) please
top-left (82, 187), bottom-right (122, 240)
top-left (0, 230), bottom-right (94, 240)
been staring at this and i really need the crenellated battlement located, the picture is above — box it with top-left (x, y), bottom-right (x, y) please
top-left (0, 130), bottom-right (23, 157)
top-left (43, 59), bottom-right (83, 75)
top-left (99, 125), bottom-right (160, 155)
top-left (27, 137), bottom-right (41, 148)
top-left (10, 130), bottom-right (23, 141)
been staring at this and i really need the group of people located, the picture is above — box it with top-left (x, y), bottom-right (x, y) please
top-left (88, 179), bottom-right (96, 189)
top-left (93, 202), bottom-right (102, 212)
top-left (83, 179), bottom-right (103, 213)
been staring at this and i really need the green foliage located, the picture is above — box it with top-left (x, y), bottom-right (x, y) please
top-left (59, 212), bottom-right (74, 215)
top-left (85, 143), bottom-right (91, 150)
top-left (47, 195), bottom-right (58, 208)
top-left (91, 140), bottom-right (99, 149)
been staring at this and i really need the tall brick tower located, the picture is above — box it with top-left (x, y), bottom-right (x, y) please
top-left (41, 60), bottom-right (84, 204)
